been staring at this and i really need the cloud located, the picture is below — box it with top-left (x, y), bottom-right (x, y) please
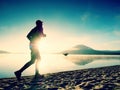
top-left (113, 30), bottom-right (120, 36)
top-left (102, 40), bottom-right (120, 50)
top-left (80, 12), bottom-right (90, 22)
top-left (115, 15), bottom-right (120, 20)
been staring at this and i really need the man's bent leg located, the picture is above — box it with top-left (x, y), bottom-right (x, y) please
top-left (19, 59), bottom-right (36, 73)
top-left (15, 55), bottom-right (36, 81)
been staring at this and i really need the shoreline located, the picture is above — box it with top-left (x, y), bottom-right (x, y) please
top-left (0, 65), bottom-right (120, 90)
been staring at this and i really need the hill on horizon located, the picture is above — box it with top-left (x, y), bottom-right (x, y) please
top-left (62, 45), bottom-right (120, 55)
top-left (0, 50), bottom-right (10, 54)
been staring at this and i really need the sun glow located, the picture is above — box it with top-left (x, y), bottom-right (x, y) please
top-left (38, 38), bottom-right (49, 53)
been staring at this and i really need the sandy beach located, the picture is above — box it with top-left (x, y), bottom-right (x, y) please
top-left (0, 65), bottom-right (120, 90)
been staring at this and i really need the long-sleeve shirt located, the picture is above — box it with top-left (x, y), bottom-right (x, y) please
top-left (27, 26), bottom-right (44, 43)
top-left (27, 26), bottom-right (45, 50)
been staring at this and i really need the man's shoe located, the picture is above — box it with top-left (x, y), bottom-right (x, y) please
top-left (14, 71), bottom-right (22, 81)
top-left (33, 73), bottom-right (44, 80)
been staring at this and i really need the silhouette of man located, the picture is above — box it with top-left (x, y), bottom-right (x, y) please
top-left (14, 20), bottom-right (46, 81)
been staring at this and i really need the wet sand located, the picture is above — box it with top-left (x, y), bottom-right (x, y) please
top-left (0, 65), bottom-right (120, 90)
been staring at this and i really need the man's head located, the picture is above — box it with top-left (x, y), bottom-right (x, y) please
top-left (36, 20), bottom-right (43, 27)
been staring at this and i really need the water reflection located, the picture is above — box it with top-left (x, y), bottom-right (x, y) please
top-left (65, 55), bottom-right (120, 66)
top-left (0, 54), bottom-right (120, 78)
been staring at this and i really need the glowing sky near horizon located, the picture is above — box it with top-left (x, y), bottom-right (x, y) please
top-left (0, 0), bottom-right (120, 53)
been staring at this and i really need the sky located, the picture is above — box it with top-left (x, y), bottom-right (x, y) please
top-left (0, 0), bottom-right (120, 53)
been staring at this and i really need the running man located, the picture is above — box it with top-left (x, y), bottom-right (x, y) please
top-left (14, 20), bottom-right (46, 81)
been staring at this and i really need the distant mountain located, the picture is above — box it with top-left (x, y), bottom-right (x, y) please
top-left (62, 45), bottom-right (120, 55)
top-left (0, 50), bottom-right (10, 54)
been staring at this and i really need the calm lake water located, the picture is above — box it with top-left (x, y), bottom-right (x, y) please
top-left (0, 53), bottom-right (120, 78)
